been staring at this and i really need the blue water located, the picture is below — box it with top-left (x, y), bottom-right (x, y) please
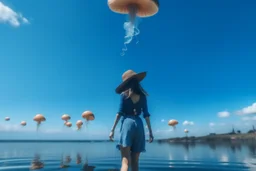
top-left (0, 141), bottom-right (255, 170)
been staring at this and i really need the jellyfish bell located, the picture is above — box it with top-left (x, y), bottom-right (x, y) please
top-left (33, 114), bottom-right (46, 130)
top-left (21, 121), bottom-right (27, 126)
top-left (61, 114), bottom-right (71, 123)
top-left (108, 0), bottom-right (159, 56)
top-left (184, 129), bottom-right (189, 133)
top-left (168, 119), bottom-right (178, 129)
top-left (5, 117), bottom-right (10, 121)
top-left (108, 0), bottom-right (159, 18)
top-left (33, 114), bottom-right (46, 123)
top-left (65, 122), bottom-right (72, 128)
top-left (82, 111), bottom-right (95, 121)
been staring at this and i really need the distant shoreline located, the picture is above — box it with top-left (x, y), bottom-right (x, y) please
top-left (157, 133), bottom-right (256, 143)
top-left (0, 140), bottom-right (115, 143)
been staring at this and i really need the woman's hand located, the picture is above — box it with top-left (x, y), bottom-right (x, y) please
top-left (149, 132), bottom-right (154, 143)
top-left (109, 130), bottom-right (114, 141)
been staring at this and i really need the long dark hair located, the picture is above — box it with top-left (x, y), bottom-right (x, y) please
top-left (123, 78), bottom-right (148, 96)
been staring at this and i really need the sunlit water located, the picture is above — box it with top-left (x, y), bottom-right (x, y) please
top-left (0, 141), bottom-right (256, 170)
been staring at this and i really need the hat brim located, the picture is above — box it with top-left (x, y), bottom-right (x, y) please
top-left (115, 72), bottom-right (147, 94)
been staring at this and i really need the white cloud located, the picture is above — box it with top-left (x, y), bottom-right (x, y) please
top-left (218, 111), bottom-right (230, 118)
top-left (242, 116), bottom-right (251, 121)
top-left (241, 116), bottom-right (256, 121)
top-left (155, 128), bottom-right (173, 134)
top-left (0, 124), bottom-right (34, 132)
top-left (209, 122), bottom-right (215, 127)
top-left (183, 120), bottom-right (194, 126)
top-left (237, 103), bottom-right (256, 115)
top-left (161, 119), bottom-right (165, 122)
top-left (0, 2), bottom-right (29, 27)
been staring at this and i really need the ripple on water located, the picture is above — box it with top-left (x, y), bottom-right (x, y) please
top-left (0, 156), bottom-right (252, 171)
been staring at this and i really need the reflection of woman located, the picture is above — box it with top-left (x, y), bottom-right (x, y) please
top-left (109, 70), bottom-right (154, 171)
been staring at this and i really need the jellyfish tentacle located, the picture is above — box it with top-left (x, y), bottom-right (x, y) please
top-left (120, 5), bottom-right (138, 56)
top-left (134, 27), bottom-right (140, 44)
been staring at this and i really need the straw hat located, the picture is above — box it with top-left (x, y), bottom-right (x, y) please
top-left (115, 70), bottom-right (147, 94)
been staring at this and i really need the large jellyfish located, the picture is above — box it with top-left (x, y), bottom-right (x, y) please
top-left (5, 117), bottom-right (10, 121)
top-left (168, 119), bottom-right (178, 130)
top-left (108, 0), bottom-right (159, 56)
top-left (33, 114), bottom-right (46, 131)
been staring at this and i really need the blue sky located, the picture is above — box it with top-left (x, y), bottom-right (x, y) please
top-left (0, 0), bottom-right (256, 140)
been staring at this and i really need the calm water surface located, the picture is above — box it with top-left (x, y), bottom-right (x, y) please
top-left (0, 141), bottom-right (256, 171)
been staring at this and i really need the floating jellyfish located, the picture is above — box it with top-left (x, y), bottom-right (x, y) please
top-left (21, 121), bottom-right (27, 126)
top-left (108, 0), bottom-right (159, 56)
top-left (33, 114), bottom-right (46, 131)
top-left (5, 117), bottom-right (10, 121)
top-left (76, 120), bottom-right (83, 130)
top-left (82, 111), bottom-right (95, 127)
top-left (168, 119), bottom-right (178, 130)
top-left (184, 129), bottom-right (189, 134)
top-left (61, 114), bottom-right (71, 125)
top-left (65, 122), bottom-right (72, 128)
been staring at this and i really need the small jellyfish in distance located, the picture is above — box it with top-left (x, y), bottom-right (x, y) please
top-left (21, 121), bottom-right (27, 126)
top-left (108, 0), bottom-right (159, 56)
top-left (61, 114), bottom-right (71, 125)
top-left (5, 117), bottom-right (10, 121)
top-left (168, 119), bottom-right (178, 130)
top-left (82, 111), bottom-right (95, 128)
top-left (184, 129), bottom-right (189, 137)
top-left (33, 114), bottom-right (46, 131)
top-left (76, 120), bottom-right (83, 130)
top-left (65, 122), bottom-right (72, 128)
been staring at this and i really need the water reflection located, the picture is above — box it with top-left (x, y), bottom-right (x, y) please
top-left (248, 143), bottom-right (256, 157)
top-left (76, 153), bottom-right (82, 164)
top-left (82, 157), bottom-right (96, 171)
top-left (60, 154), bottom-right (71, 169)
top-left (30, 153), bottom-right (44, 170)
top-left (0, 141), bottom-right (255, 170)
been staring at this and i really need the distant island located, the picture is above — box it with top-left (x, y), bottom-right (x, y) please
top-left (157, 125), bottom-right (256, 143)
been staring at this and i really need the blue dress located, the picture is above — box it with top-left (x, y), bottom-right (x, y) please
top-left (116, 92), bottom-right (150, 153)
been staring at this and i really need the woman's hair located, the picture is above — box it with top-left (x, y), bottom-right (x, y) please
top-left (123, 78), bottom-right (148, 96)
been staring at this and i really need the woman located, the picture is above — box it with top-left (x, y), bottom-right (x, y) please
top-left (109, 70), bottom-right (154, 171)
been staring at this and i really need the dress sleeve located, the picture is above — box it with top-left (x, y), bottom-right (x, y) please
top-left (117, 93), bottom-right (125, 115)
top-left (142, 95), bottom-right (150, 118)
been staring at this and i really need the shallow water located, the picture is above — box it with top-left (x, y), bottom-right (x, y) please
top-left (0, 141), bottom-right (255, 170)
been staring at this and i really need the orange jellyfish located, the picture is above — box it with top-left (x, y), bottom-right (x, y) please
top-left (61, 114), bottom-right (71, 125)
top-left (108, 0), bottom-right (159, 56)
top-left (5, 117), bottom-right (10, 121)
top-left (82, 111), bottom-right (95, 127)
top-left (76, 120), bottom-right (83, 130)
top-left (21, 121), bottom-right (27, 126)
top-left (65, 122), bottom-right (72, 128)
top-left (168, 119), bottom-right (178, 130)
top-left (33, 114), bottom-right (46, 131)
